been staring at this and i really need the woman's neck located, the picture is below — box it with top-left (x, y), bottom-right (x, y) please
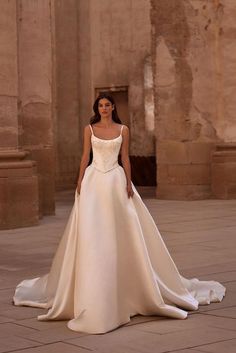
top-left (99, 117), bottom-right (114, 127)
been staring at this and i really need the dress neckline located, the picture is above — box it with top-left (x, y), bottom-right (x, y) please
top-left (90, 124), bottom-right (123, 141)
top-left (92, 134), bottom-right (122, 142)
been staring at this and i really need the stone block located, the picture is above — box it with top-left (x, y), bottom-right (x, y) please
top-left (156, 141), bottom-right (213, 199)
top-left (5, 175), bottom-right (39, 228)
top-left (156, 183), bottom-right (211, 200)
top-left (157, 164), bottom-right (169, 182)
top-left (211, 144), bottom-right (236, 199)
top-left (212, 161), bottom-right (236, 198)
top-left (187, 142), bottom-right (215, 164)
top-left (157, 141), bottom-right (189, 164)
top-left (157, 141), bottom-right (215, 165)
top-left (158, 164), bottom-right (210, 185)
top-left (0, 151), bottom-right (39, 229)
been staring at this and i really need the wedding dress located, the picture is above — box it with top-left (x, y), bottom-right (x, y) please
top-left (13, 124), bottom-right (226, 334)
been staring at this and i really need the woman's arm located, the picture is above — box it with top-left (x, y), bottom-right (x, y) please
top-left (121, 125), bottom-right (134, 198)
top-left (77, 125), bottom-right (92, 194)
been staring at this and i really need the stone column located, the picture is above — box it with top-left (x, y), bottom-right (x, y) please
top-left (17, 0), bottom-right (55, 215)
top-left (54, 0), bottom-right (80, 190)
top-left (0, 0), bottom-right (38, 229)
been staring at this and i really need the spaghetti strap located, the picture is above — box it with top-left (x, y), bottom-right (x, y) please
top-left (89, 124), bottom-right (94, 135)
top-left (120, 125), bottom-right (124, 135)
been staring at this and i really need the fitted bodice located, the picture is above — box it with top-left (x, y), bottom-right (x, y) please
top-left (89, 124), bottom-right (123, 173)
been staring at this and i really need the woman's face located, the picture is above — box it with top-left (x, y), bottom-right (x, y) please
top-left (98, 98), bottom-right (114, 118)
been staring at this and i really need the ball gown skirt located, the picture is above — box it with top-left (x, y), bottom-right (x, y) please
top-left (13, 124), bottom-right (226, 334)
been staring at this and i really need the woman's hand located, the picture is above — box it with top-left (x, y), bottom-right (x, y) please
top-left (127, 183), bottom-right (134, 198)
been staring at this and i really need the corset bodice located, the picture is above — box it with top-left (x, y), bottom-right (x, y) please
top-left (89, 125), bottom-right (123, 173)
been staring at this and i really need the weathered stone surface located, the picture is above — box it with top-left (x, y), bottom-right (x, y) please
top-left (78, 0), bottom-right (154, 157)
top-left (158, 164), bottom-right (210, 185)
top-left (144, 56), bottom-right (155, 132)
top-left (151, 0), bottom-right (236, 199)
top-left (212, 144), bottom-right (236, 199)
top-left (0, 151), bottom-right (39, 229)
top-left (53, 0), bottom-right (80, 190)
top-left (157, 141), bottom-right (215, 165)
top-left (29, 148), bottom-right (55, 216)
top-left (215, 1), bottom-right (236, 142)
top-left (156, 141), bottom-right (214, 199)
top-left (0, 1), bottom-right (40, 229)
top-left (21, 103), bottom-right (53, 146)
top-left (156, 184), bottom-right (211, 200)
top-left (0, 0), bottom-right (18, 97)
top-left (0, 1), bottom-right (18, 150)
top-left (18, 0), bottom-right (55, 214)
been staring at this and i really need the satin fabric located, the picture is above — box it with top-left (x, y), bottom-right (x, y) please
top-left (13, 124), bottom-right (226, 334)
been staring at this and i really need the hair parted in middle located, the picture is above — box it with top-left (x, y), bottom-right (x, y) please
top-left (90, 92), bottom-right (122, 125)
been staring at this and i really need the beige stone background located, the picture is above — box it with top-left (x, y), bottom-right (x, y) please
top-left (0, 0), bottom-right (236, 230)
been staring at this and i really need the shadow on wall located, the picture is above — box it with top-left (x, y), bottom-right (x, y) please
top-left (129, 156), bottom-right (157, 186)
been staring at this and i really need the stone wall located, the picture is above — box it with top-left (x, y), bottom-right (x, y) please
top-left (78, 0), bottom-right (154, 157)
top-left (151, 0), bottom-right (236, 199)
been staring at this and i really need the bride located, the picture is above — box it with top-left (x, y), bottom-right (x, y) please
top-left (13, 93), bottom-right (226, 334)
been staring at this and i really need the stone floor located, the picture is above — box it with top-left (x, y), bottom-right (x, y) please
top-left (0, 189), bottom-right (236, 353)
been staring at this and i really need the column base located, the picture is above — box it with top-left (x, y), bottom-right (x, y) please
top-left (0, 150), bottom-right (39, 229)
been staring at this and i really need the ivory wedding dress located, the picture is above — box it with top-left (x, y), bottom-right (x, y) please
top-left (13, 124), bottom-right (226, 334)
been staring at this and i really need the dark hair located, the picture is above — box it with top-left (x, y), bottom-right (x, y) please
top-left (90, 93), bottom-right (122, 125)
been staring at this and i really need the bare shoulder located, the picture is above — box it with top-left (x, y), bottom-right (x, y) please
top-left (84, 124), bottom-right (92, 133)
top-left (121, 124), bottom-right (129, 134)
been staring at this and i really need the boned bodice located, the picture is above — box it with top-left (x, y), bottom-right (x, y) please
top-left (91, 135), bottom-right (122, 173)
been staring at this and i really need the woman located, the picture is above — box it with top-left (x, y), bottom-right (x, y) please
top-left (13, 93), bottom-right (226, 334)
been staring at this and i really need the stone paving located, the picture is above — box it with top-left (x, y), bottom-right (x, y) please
top-left (0, 189), bottom-right (236, 353)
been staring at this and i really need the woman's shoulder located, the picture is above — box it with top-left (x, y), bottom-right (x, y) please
top-left (121, 124), bottom-right (129, 133)
top-left (84, 124), bottom-right (93, 135)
